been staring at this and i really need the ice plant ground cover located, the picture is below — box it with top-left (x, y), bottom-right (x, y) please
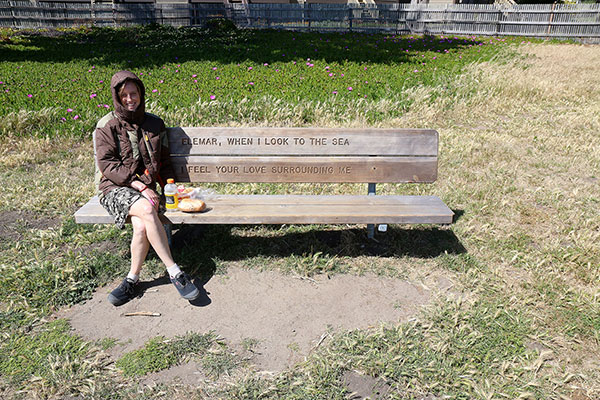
top-left (1, 24), bottom-right (523, 136)
top-left (1, 25), bottom-right (599, 399)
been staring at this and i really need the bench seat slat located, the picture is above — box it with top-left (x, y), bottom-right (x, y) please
top-left (75, 195), bottom-right (454, 225)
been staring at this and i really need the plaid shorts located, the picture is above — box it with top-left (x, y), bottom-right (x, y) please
top-left (99, 187), bottom-right (143, 229)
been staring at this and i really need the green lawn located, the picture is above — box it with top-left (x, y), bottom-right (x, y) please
top-left (0, 25), bottom-right (598, 399)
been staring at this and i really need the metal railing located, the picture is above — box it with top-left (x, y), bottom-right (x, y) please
top-left (1, 1), bottom-right (599, 40)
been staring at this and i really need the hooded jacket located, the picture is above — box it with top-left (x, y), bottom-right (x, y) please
top-left (94, 70), bottom-right (175, 196)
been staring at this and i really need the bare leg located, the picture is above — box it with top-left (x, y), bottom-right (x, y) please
top-left (129, 216), bottom-right (150, 276)
top-left (128, 198), bottom-right (176, 268)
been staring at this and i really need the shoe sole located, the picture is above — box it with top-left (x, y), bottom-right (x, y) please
top-left (108, 293), bottom-right (129, 306)
top-left (181, 286), bottom-right (200, 300)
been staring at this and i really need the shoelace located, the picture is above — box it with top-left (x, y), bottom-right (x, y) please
top-left (122, 280), bottom-right (136, 295)
top-left (175, 274), bottom-right (188, 285)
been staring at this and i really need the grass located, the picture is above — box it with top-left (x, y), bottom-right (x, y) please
top-left (1, 25), bottom-right (599, 399)
top-left (116, 332), bottom-right (217, 377)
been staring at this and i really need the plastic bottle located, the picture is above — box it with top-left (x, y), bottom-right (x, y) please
top-left (164, 178), bottom-right (179, 211)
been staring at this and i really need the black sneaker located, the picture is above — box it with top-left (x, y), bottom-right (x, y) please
top-left (108, 278), bottom-right (138, 306)
top-left (170, 272), bottom-right (200, 300)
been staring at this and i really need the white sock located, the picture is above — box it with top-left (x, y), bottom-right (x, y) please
top-left (127, 272), bottom-right (139, 283)
top-left (167, 264), bottom-right (182, 278)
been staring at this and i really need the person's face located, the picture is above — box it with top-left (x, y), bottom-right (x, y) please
top-left (119, 81), bottom-right (140, 112)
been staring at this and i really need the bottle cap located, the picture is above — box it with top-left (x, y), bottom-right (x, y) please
top-left (167, 178), bottom-right (175, 184)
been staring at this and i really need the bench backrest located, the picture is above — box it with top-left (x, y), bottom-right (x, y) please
top-left (168, 127), bottom-right (438, 184)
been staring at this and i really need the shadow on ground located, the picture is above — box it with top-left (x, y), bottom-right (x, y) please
top-left (166, 220), bottom-right (465, 281)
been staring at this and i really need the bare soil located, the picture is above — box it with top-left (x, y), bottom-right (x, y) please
top-left (0, 210), bottom-right (61, 241)
top-left (59, 266), bottom-right (442, 379)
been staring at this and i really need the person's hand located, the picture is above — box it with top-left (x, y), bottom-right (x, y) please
top-left (141, 188), bottom-right (159, 210)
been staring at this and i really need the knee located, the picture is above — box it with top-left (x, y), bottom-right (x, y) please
top-left (138, 200), bottom-right (157, 220)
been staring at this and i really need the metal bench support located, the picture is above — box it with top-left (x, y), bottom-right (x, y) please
top-left (367, 183), bottom-right (376, 239)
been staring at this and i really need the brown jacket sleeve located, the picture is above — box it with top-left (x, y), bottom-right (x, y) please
top-left (95, 124), bottom-right (135, 187)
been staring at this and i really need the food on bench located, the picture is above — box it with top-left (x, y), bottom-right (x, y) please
top-left (177, 187), bottom-right (194, 199)
top-left (178, 198), bottom-right (206, 213)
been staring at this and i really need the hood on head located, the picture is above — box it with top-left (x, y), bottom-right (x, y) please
top-left (110, 70), bottom-right (146, 125)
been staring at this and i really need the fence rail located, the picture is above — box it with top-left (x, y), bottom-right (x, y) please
top-left (1, 1), bottom-right (599, 40)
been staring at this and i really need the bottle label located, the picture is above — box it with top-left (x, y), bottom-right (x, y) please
top-left (165, 194), bottom-right (178, 209)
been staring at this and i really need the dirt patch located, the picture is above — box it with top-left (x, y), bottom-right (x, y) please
top-left (0, 210), bottom-right (61, 241)
top-left (342, 370), bottom-right (392, 399)
top-left (59, 267), bottom-right (437, 375)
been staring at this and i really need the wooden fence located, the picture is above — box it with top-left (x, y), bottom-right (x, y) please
top-left (1, 1), bottom-right (599, 40)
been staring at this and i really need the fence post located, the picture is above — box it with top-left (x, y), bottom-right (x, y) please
top-left (547, 2), bottom-right (557, 38)
top-left (349, 3), bottom-right (353, 32)
top-left (112, 1), bottom-right (116, 28)
top-left (495, 6), bottom-right (502, 36)
top-left (10, 0), bottom-right (17, 29)
top-left (90, 0), bottom-right (95, 26)
top-left (442, 3), bottom-right (447, 35)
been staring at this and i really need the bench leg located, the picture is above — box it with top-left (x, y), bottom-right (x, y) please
top-left (367, 224), bottom-right (375, 239)
top-left (164, 224), bottom-right (173, 248)
top-left (367, 183), bottom-right (376, 239)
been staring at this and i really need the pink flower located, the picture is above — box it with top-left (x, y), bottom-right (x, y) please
top-left (27, 94), bottom-right (32, 98)
top-left (348, 87), bottom-right (353, 91)
top-left (159, 80), bottom-right (164, 84)
top-left (192, 74), bottom-right (197, 78)
top-left (152, 89), bottom-right (158, 93)
top-left (212, 67), bottom-right (217, 70)
top-left (332, 91), bottom-right (338, 95)
top-left (90, 93), bottom-right (97, 99)
top-left (414, 69), bottom-right (419, 72)
top-left (216, 77), bottom-right (220, 80)
top-left (248, 82), bottom-right (254, 85)
top-left (67, 108), bottom-right (73, 112)
top-left (74, 115), bottom-right (80, 120)
top-left (263, 63), bottom-right (268, 66)
top-left (341, 74), bottom-right (344, 77)
top-left (210, 95), bottom-right (216, 100)
top-left (329, 73), bottom-right (333, 77)
top-left (61, 117), bottom-right (66, 122)
top-left (248, 67), bottom-right (253, 71)
top-left (104, 104), bottom-right (110, 109)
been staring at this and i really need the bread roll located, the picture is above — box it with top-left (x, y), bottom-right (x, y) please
top-left (177, 198), bottom-right (206, 213)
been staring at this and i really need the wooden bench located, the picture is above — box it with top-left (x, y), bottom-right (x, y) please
top-left (75, 127), bottom-right (454, 238)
